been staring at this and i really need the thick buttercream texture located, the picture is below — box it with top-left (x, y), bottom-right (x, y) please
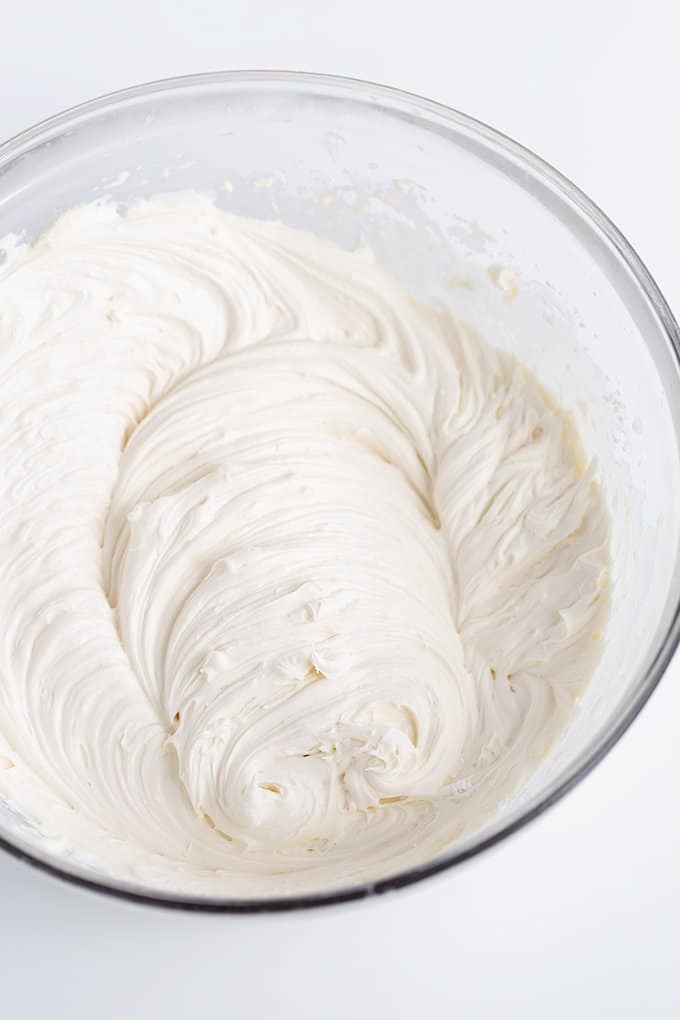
top-left (0, 196), bottom-right (609, 896)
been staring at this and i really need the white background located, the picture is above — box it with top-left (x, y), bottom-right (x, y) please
top-left (1, 2), bottom-right (679, 1016)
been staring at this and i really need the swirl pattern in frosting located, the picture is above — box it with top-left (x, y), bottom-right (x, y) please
top-left (0, 196), bottom-right (609, 896)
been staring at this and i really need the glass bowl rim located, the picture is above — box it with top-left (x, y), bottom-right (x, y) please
top-left (1, 68), bottom-right (679, 914)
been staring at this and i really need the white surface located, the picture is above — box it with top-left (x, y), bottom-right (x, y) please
top-left (1, 2), bottom-right (679, 1016)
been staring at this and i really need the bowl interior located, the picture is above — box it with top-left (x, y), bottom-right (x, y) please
top-left (1, 72), bottom-right (680, 906)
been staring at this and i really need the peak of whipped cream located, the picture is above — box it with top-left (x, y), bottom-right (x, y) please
top-left (0, 195), bottom-right (609, 897)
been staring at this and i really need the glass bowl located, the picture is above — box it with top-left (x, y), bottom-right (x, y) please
top-left (1, 70), bottom-right (679, 912)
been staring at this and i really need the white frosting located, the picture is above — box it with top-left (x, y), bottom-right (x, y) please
top-left (0, 196), bottom-right (609, 897)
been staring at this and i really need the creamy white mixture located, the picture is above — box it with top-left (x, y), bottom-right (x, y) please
top-left (0, 196), bottom-right (609, 897)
